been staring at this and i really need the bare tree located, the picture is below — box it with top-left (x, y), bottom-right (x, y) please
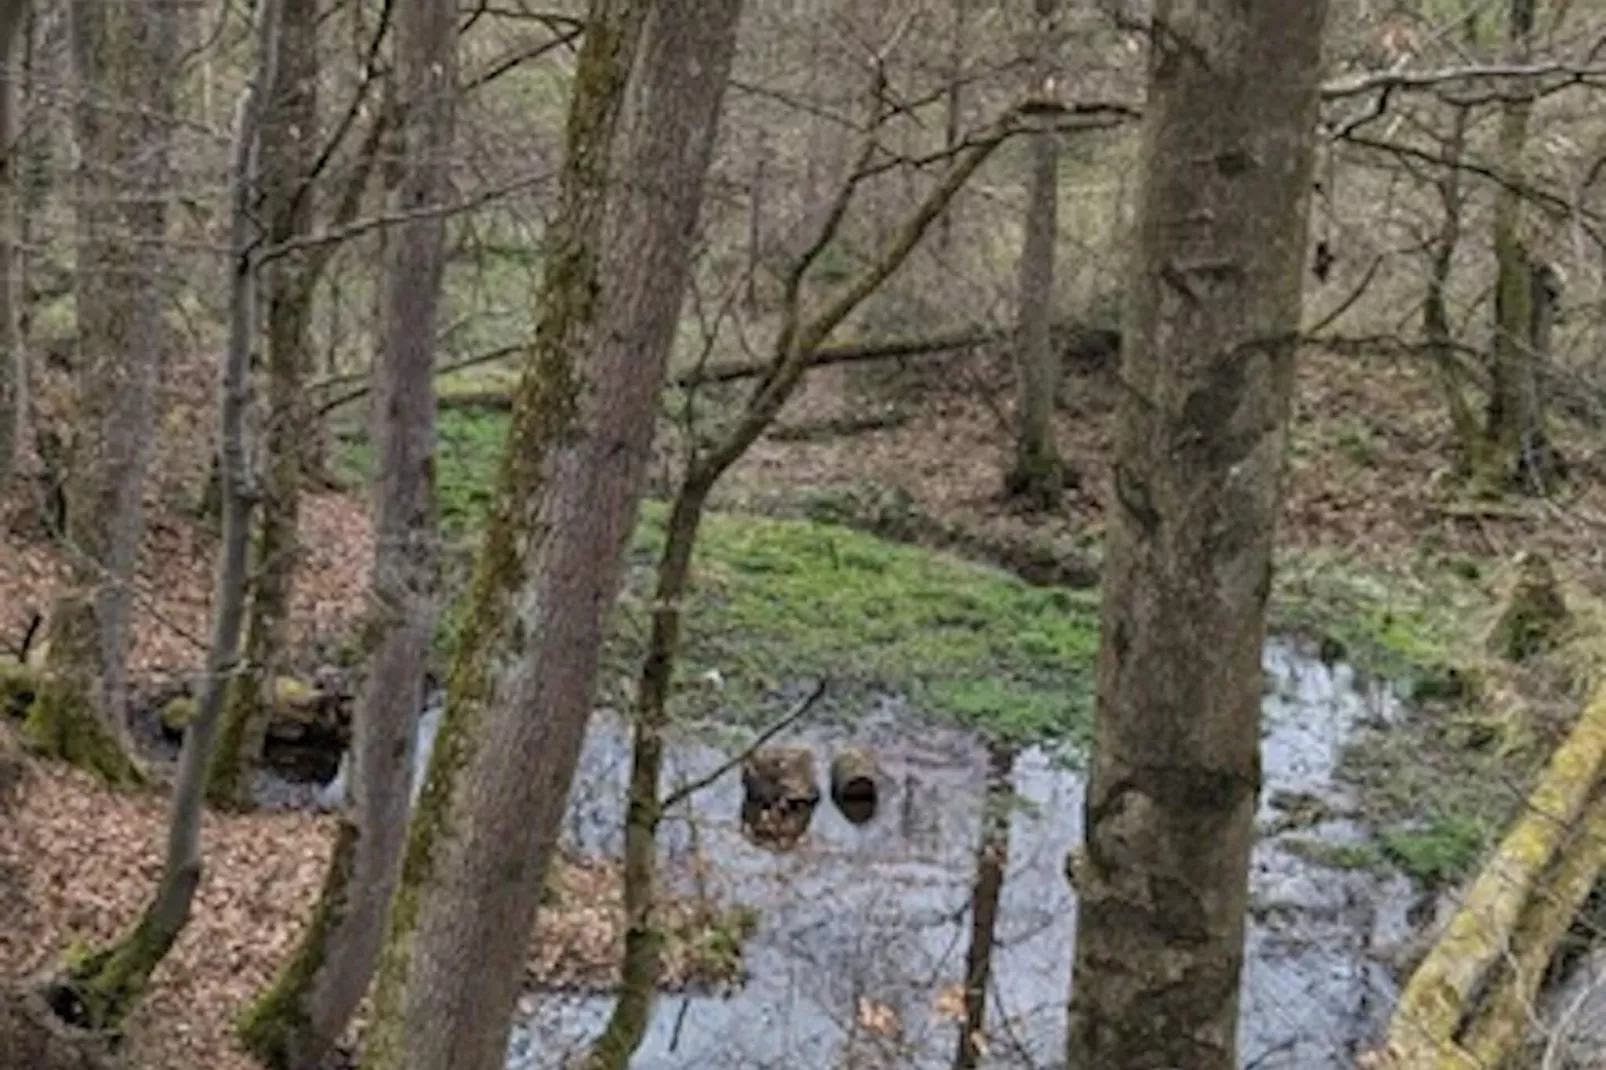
top-left (1004, 0), bottom-right (1065, 509)
top-left (0, 0), bottom-right (23, 491)
top-left (359, 2), bottom-right (661, 1068)
top-left (208, 0), bottom-right (322, 809)
top-left (238, 0), bottom-right (453, 1060)
top-left (36, 0), bottom-right (272, 1025)
top-left (22, 0), bottom-right (178, 782)
top-left (1063, 0), bottom-right (1330, 1066)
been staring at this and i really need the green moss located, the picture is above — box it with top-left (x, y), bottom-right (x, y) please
top-left (0, 657), bottom-right (37, 718)
top-left (1281, 838), bottom-right (1386, 872)
top-left (239, 819), bottom-right (358, 1069)
top-left (1379, 816), bottom-right (1490, 887)
top-left (23, 679), bottom-right (142, 787)
top-left (1272, 549), bottom-right (1477, 698)
top-left (336, 405), bottom-right (510, 539)
top-left (619, 504), bottom-right (1100, 744)
top-left (160, 696), bottom-right (197, 734)
top-left (54, 903), bottom-right (176, 1032)
top-left (21, 597), bottom-right (143, 787)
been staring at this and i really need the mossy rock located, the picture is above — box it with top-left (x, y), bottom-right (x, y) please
top-left (272, 676), bottom-right (320, 715)
top-left (0, 658), bottom-right (38, 719)
top-left (158, 696), bottom-right (198, 737)
top-left (1488, 552), bottom-right (1569, 662)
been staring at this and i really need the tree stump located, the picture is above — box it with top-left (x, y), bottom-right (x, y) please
top-left (1489, 551), bottom-right (1569, 662)
top-left (829, 748), bottom-right (880, 825)
top-left (741, 747), bottom-right (819, 851)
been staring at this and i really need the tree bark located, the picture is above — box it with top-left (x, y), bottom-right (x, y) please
top-left (1481, 0), bottom-right (1556, 493)
top-left (360, 4), bottom-right (659, 1069)
top-left (580, 5), bottom-right (747, 1065)
top-left (1425, 100), bottom-right (1482, 467)
top-left (208, 0), bottom-right (321, 810)
top-left (1004, 0), bottom-right (1065, 510)
top-left (42, 3), bottom-right (270, 1024)
top-left (23, 0), bottom-right (178, 783)
top-left (954, 742), bottom-right (1013, 1070)
top-left (1063, 0), bottom-right (1329, 1066)
top-left (238, 0), bottom-right (452, 1061)
top-left (0, 0), bottom-right (24, 492)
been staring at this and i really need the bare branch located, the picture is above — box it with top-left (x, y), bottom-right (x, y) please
top-left (660, 680), bottom-right (829, 812)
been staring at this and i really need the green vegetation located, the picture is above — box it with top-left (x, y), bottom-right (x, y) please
top-left (338, 406), bottom-right (1101, 744)
top-left (1271, 549), bottom-right (1482, 701)
top-left (623, 501), bottom-right (1101, 744)
top-left (1281, 838), bottom-right (1386, 873)
top-left (1378, 816), bottom-right (1489, 886)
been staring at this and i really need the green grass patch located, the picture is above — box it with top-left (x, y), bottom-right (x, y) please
top-left (623, 503), bottom-right (1101, 745)
top-left (1271, 548), bottom-right (1484, 701)
top-left (337, 407), bottom-right (1100, 744)
top-left (1378, 815), bottom-right (1489, 887)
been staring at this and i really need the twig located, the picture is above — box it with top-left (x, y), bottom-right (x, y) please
top-left (660, 680), bottom-right (828, 811)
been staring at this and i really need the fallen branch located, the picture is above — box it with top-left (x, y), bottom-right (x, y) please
top-left (313, 343), bottom-right (522, 416)
top-left (674, 322), bottom-right (1119, 389)
top-left (660, 679), bottom-right (827, 811)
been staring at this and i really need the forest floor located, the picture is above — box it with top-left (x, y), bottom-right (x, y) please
top-left (4, 341), bottom-right (1606, 1068)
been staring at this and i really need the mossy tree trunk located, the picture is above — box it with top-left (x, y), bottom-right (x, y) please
top-left (1004, 0), bottom-right (1064, 511)
top-left (238, 0), bottom-right (452, 1062)
top-left (208, 0), bottom-right (320, 810)
top-left (954, 742), bottom-right (1013, 1070)
top-left (0, 0), bottom-right (23, 492)
top-left (1481, 0), bottom-right (1559, 494)
top-left (42, 8), bottom-right (270, 1025)
top-left (360, 4), bottom-right (658, 1069)
top-left (24, 0), bottom-right (178, 784)
top-left (1063, 0), bottom-right (1328, 1065)
top-left (591, 75), bottom-right (1019, 1070)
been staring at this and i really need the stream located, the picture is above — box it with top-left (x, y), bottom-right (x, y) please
top-left (316, 639), bottom-right (1418, 1069)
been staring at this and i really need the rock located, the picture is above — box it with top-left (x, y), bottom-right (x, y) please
top-left (1489, 551), bottom-right (1570, 662)
top-left (159, 695), bottom-right (197, 736)
top-left (741, 747), bottom-right (819, 851)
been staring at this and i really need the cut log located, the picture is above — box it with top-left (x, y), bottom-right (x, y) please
top-left (741, 746), bottom-right (819, 851)
top-left (829, 748), bottom-right (880, 825)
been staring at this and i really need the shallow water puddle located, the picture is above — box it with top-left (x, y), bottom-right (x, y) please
top-left (489, 640), bottom-right (1413, 1069)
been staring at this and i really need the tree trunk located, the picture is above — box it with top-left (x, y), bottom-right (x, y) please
top-left (954, 742), bottom-right (1013, 1070)
top-left (0, 0), bottom-right (23, 492)
top-left (581, 5), bottom-right (746, 1064)
top-left (940, 0), bottom-right (966, 251)
top-left (41, 6), bottom-right (270, 1025)
top-left (208, 0), bottom-right (320, 810)
top-left (1063, 0), bottom-right (1328, 1066)
top-left (1004, 0), bottom-right (1064, 510)
top-left (23, 0), bottom-right (178, 783)
top-left (1425, 101), bottom-right (1482, 468)
top-left (1481, 0), bottom-right (1555, 493)
top-left (360, 4), bottom-right (659, 1069)
top-left (238, 0), bottom-right (452, 1061)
